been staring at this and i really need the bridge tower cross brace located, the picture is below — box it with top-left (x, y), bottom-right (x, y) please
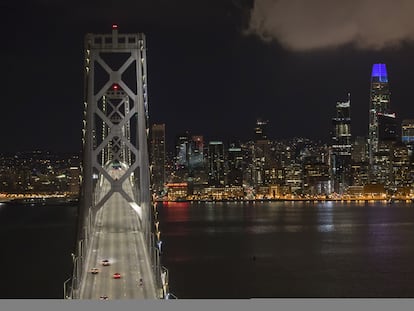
top-left (75, 26), bottom-right (153, 291)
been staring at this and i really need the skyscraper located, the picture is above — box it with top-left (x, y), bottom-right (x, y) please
top-left (368, 63), bottom-right (391, 166)
top-left (189, 135), bottom-right (204, 170)
top-left (208, 141), bottom-right (225, 187)
top-left (351, 137), bottom-right (369, 186)
top-left (150, 124), bottom-right (166, 195)
top-left (331, 94), bottom-right (352, 193)
top-left (253, 118), bottom-right (275, 187)
top-left (368, 63), bottom-right (398, 184)
top-left (188, 135), bottom-right (208, 194)
top-left (254, 118), bottom-right (268, 140)
top-left (175, 132), bottom-right (190, 169)
top-left (227, 142), bottom-right (243, 187)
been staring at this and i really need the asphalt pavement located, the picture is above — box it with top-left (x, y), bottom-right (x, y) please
top-left (79, 168), bottom-right (158, 299)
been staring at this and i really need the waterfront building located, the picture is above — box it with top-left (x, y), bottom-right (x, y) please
top-left (189, 136), bottom-right (204, 170)
top-left (253, 119), bottom-right (268, 186)
top-left (303, 153), bottom-right (331, 195)
top-left (368, 64), bottom-right (398, 184)
top-left (189, 135), bottom-right (208, 195)
top-left (369, 63), bottom-right (391, 160)
top-left (252, 118), bottom-right (276, 187)
top-left (391, 142), bottom-right (412, 188)
top-left (284, 163), bottom-right (303, 194)
top-left (240, 141), bottom-right (255, 187)
top-left (150, 124), bottom-right (166, 195)
top-left (165, 182), bottom-right (188, 201)
top-left (0, 151), bottom-right (80, 196)
top-left (372, 141), bottom-right (393, 186)
top-left (227, 141), bottom-right (243, 187)
top-left (350, 137), bottom-right (370, 186)
top-left (175, 132), bottom-right (190, 168)
top-left (174, 132), bottom-right (190, 182)
top-left (208, 141), bottom-right (226, 187)
top-left (331, 94), bottom-right (352, 193)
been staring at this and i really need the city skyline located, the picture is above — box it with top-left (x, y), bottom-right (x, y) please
top-left (3, 1), bottom-right (414, 153)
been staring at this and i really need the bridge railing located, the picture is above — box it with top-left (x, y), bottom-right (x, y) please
top-left (65, 174), bottom-right (174, 299)
top-left (63, 278), bottom-right (72, 299)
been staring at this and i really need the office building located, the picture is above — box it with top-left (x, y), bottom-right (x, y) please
top-left (253, 118), bottom-right (276, 187)
top-left (150, 124), bottom-right (166, 195)
top-left (369, 63), bottom-right (391, 162)
top-left (254, 118), bottom-right (268, 140)
top-left (208, 141), bottom-right (226, 187)
top-left (368, 64), bottom-right (398, 184)
top-left (331, 94), bottom-right (352, 193)
top-left (227, 142), bottom-right (243, 187)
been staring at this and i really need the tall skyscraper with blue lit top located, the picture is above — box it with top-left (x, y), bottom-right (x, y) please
top-left (368, 63), bottom-right (398, 184)
top-left (369, 64), bottom-right (391, 161)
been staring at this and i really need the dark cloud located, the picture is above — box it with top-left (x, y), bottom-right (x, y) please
top-left (247, 0), bottom-right (414, 51)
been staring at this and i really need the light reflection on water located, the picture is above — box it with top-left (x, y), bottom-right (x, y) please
top-left (160, 201), bottom-right (414, 298)
top-left (162, 201), bottom-right (414, 236)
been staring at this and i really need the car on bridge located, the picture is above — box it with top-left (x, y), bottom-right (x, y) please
top-left (113, 272), bottom-right (121, 279)
top-left (99, 295), bottom-right (109, 300)
top-left (90, 268), bottom-right (99, 274)
top-left (101, 259), bottom-right (110, 266)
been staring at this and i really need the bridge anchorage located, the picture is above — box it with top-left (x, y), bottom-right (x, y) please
top-left (64, 25), bottom-right (174, 299)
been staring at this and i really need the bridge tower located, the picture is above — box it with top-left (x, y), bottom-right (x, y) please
top-left (65, 25), bottom-right (170, 299)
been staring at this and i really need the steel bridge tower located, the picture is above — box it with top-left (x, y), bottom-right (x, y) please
top-left (64, 25), bottom-right (171, 299)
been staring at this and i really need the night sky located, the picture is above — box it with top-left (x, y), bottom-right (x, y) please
top-left (3, 0), bottom-right (414, 153)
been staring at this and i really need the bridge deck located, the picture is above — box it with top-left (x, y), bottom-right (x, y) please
top-left (79, 170), bottom-right (157, 299)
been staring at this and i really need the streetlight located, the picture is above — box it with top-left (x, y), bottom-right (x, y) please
top-left (157, 240), bottom-right (162, 254)
top-left (63, 278), bottom-right (72, 299)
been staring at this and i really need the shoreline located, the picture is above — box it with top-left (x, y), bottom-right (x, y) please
top-left (2, 195), bottom-right (412, 205)
top-left (0, 196), bottom-right (79, 205)
top-left (157, 198), bottom-right (413, 203)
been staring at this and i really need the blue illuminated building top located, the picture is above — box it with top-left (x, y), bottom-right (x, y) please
top-left (371, 63), bottom-right (388, 82)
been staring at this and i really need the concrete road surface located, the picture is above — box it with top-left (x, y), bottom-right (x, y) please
top-left (79, 168), bottom-right (158, 299)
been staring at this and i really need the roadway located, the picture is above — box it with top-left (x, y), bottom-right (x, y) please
top-left (79, 167), bottom-right (158, 299)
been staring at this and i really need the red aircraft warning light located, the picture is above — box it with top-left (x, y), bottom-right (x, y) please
top-left (112, 84), bottom-right (119, 90)
top-left (112, 24), bottom-right (118, 30)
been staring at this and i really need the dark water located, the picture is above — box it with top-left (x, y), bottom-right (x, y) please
top-left (0, 202), bottom-right (78, 298)
top-left (158, 201), bottom-right (414, 298)
top-left (1, 200), bottom-right (414, 298)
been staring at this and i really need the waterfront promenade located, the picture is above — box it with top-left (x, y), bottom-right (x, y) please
top-left (2, 192), bottom-right (412, 204)
top-left (157, 195), bottom-right (413, 204)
